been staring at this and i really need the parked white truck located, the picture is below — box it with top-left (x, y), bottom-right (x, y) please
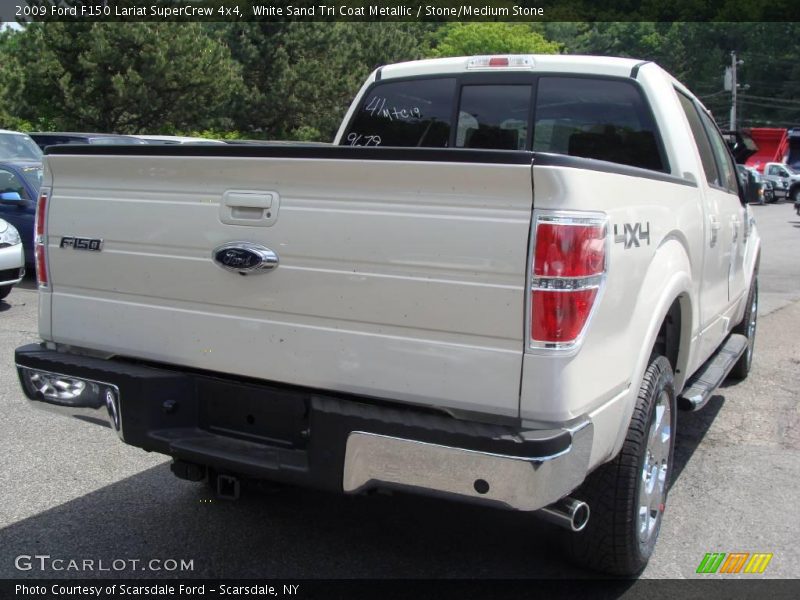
top-left (761, 161), bottom-right (800, 203)
top-left (15, 55), bottom-right (760, 575)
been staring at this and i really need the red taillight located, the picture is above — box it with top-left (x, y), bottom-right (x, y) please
top-left (529, 214), bottom-right (607, 348)
top-left (34, 191), bottom-right (48, 288)
top-left (488, 57), bottom-right (510, 67)
top-left (533, 223), bottom-right (606, 277)
top-left (531, 289), bottom-right (598, 343)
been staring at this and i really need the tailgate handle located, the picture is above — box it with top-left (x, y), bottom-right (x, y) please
top-left (225, 192), bottom-right (272, 209)
top-left (220, 190), bottom-right (279, 227)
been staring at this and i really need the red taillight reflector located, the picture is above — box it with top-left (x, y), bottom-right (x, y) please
top-left (489, 57), bottom-right (509, 67)
top-left (35, 193), bottom-right (47, 238)
top-left (34, 192), bottom-right (48, 288)
top-left (534, 223), bottom-right (606, 277)
top-left (35, 245), bottom-right (48, 287)
top-left (531, 289), bottom-right (598, 343)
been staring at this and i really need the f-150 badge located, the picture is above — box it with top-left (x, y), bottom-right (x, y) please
top-left (60, 237), bottom-right (103, 251)
top-left (212, 242), bottom-right (279, 275)
top-left (614, 222), bottom-right (650, 249)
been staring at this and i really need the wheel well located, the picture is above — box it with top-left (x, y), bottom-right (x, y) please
top-left (652, 299), bottom-right (681, 373)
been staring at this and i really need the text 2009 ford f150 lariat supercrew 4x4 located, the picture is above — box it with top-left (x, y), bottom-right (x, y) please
top-left (15, 55), bottom-right (760, 575)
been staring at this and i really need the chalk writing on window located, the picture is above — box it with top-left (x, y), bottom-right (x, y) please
top-left (364, 96), bottom-right (422, 122)
top-left (346, 133), bottom-right (382, 146)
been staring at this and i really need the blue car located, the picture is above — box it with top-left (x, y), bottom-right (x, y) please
top-left (0, 160), bottom-right (43, 268)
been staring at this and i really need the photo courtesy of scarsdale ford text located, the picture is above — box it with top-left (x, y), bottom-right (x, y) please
top-left (14, 583), bottom-right (302, 597)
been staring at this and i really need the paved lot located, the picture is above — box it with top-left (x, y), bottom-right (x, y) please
top-left (0, 201), bottom-right (798, 580)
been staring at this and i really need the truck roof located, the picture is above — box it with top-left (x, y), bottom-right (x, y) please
top-left (379, 54), bottom-right (646, 80)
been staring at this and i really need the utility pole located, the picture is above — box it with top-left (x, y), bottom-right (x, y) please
top-left (729, 52), bottom-right (744, 131)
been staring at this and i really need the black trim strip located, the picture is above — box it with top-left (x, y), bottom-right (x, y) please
top-left (45, 143), bottom-right (536, 165)
top-left (375, 66), bottom-right (383, 81)
top-left (630, 61), bottom-right (651, 79)
top-left (534, 152), bottom-right (698, 188)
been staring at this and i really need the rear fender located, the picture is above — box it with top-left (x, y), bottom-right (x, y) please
top-left (606, 237), bottom-right (694, 461)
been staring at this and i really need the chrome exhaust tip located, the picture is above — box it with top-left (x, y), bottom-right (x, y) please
top-left (536, 497), bottom-right (590, 532)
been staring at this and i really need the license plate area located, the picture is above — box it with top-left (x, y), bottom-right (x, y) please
top-left (198, 377), bottom-right (309, 449)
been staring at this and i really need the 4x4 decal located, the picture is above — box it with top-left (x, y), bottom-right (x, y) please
top-left (614, 222), bottom-right (651, 249)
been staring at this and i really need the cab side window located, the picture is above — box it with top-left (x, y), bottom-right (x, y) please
top-left (0, 168), bottom-right (29, 200)
top-left (677, 91), bottom-right (720, 187)
top-left (698, 109), bottom-right (739, 195)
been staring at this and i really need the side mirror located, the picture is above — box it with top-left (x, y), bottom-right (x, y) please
top-left (0, 191), bottom-right (23, 205)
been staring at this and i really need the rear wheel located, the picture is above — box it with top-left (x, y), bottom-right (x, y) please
top-left (730, 276), bottom-right (758, 380)
top-left (562, 355), bottom-right (676, 575)
top-left (0, 285), bottom-right (12, 300)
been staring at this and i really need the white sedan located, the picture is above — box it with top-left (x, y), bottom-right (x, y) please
top-left (0, 218), bottom-right (24, 300)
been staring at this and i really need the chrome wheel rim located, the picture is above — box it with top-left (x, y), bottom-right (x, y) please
top-left (638, 390), bottom-right (672, 547)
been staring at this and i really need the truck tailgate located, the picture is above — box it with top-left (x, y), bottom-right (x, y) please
top-left (44, 150), bottom-right (532, 417)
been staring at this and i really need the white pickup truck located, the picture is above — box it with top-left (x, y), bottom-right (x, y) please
top-left (15, 55), bottom-right (760, 575)
top-left (761, 161), bottom-right (800, 203)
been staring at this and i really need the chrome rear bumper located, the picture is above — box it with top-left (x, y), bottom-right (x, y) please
top-left (343, 422), bottom-right (592, 512)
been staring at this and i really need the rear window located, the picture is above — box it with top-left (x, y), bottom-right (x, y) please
top-left (456, 85), bottom-right (531, 150)
top-left (533, 77), bottom-right (665, 172)
top-left (342, 78), bottom-right (532, 150)
top-left (343, 78), bottom-right (456, 148)
top-left (341, 75), bottom-right (666, 173)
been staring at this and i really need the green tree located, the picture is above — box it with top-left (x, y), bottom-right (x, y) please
top-left (546, 22), bottom-right (667, 62)
top-left (6, 22), bottom-right (245, 133)
top-left (429, 23), bottom-right (561, 58)
top-left (220, 23), bottom-right (428, 140)
top-left (0, 27), bottom-right (39, 131)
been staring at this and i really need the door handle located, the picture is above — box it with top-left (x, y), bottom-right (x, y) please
top-left (709, 216), bottom-right (720, 247)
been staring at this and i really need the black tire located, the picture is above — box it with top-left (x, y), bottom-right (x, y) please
top-left (730, 276), bottom-right (758, 380)
top-left (562, 355), bottom-right (676, 576)
top-left (792, 187), bottom-right (800, 204)
top-left (0, 285), bottom-right (11, 300)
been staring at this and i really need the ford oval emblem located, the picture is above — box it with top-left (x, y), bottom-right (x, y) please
top-left (212, 242), bottom-right (279, 275)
